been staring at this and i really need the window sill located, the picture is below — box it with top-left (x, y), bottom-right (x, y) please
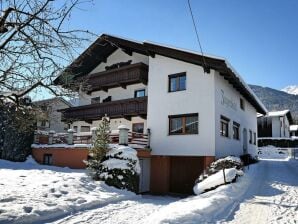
top-left (168, 133), bottom-right (198, 136)
top-left (168, 89), bottom-right (186, 93)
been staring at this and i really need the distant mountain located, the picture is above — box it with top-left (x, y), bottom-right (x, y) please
top-left (249, 84), bottom-right (298, 123)
top-left (281, 85), bottom-right (298, 95)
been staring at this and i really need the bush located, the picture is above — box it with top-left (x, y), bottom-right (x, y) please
top-left (98, 145), bottom-right (140, 193)
top-left (0, 101), bottom-right (35, 161)
top-left (240, 154), bottom-right (258, 166)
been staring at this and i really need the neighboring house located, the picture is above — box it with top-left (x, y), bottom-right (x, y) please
top-left (257, 110), bottom-right (293, 138)
top-left (33, 97), bottom-right (72, 133)
top-left (290, 125), bottom-right (298, 138)
top-left (49, 34), bottom-right (266, 194)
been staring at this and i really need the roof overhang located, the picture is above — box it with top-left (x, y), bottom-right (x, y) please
top-left (54, 34), bottom-right (267, 114)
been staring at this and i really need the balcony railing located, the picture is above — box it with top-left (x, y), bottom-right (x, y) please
top-left (60, 96), bottom-right (147, 121)
top-left (86, 62), bottom-right (148, 92)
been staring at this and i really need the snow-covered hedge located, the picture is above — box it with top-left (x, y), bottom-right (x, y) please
top-left (209, 156), bottom-right (243, 174)
top-left (194, 156), bottom-right (244, 194)
top-left (98, 145), bottom-right (140, 193)
top-left (193, 168), bottom-right (244, 194)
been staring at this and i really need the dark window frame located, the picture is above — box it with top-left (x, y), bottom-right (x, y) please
top-left (168, 72), bottom-right (186, 92)
top-left (81, 126), bottom-right (91, 132)
top-left (43, 154), bottom-right (53, 165)
top-left (132, 123), bottom-right (144, 134)
top-left (220, 115), bottom-right (230, 138)
top-left (134, 89), bottom-right (146, 98)
top-left (253, 132), bottom-right (256, 145)
top-left (249, 130), bottom-right (253, 144)
top-left (240, 98), bottom-right (245, 110)
top-left (91, 96), bottom-right (101, 104)
top-left (168, 113), bottom-right (198, 135)
top-left (233, 121), bottom-right (240, 140)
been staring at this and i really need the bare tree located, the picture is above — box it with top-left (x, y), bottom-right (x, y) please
top-left (0, 0), bottom-right (95, 104)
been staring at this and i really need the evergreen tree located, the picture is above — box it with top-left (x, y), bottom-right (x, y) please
top-left (87, 115), bottom-right (110, 180)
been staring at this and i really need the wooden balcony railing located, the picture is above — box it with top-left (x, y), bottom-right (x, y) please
top-left (60, 96), bottom-right (147, 121)
top-left (86, 62), bottom-right (148, 92)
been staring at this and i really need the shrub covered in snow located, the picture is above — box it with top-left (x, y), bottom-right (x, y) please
top-left (193, 168), bottom-right (244, 194)
top-left (194, 156), bottom-right (244, 194)
top-left (209, 156), bottom-right (243, 174)
top-left (98, 145), bottom-right (140, 193)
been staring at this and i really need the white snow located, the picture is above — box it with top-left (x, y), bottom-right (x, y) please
top-left (267, 110), bottom-right (290, 117)
top-left (290, 124), bottom-right (298, 131)
top-left (31, 143), bottom-right (92, 148)
top-left (104, 145), bottom-right (140, 174)
top-left (212, 156), bottom-right (242, 166)
top-left (258, 145), bottom-right (290, 160)
top-left (0, 156), bottom-right (136, 224)
top-left (281, 85), bottom-right (298, 95)
top-left (193, 168), bottom-right (243, 195)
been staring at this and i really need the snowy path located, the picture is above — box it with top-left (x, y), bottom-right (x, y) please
top-left (220, 159), bottom-right (298, 224)
top-left (50, 196), bottom-right (177, 224)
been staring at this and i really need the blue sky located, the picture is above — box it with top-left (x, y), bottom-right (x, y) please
top-left (68, 0), bottom-right (298, 90)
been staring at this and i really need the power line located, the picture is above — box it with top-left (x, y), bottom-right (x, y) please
top-left (187, 0), bottom-right (209, 73)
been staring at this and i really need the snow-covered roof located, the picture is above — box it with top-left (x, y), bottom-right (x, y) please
top-left (267, 110), bottom-right (290, 117)
top-left (290, 125), bottom-right (298, 131)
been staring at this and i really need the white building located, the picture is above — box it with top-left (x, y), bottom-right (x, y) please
top-left (33, 97), bottom-right (72, 133)
top-left (54, 34), bottom-right (267, 194)
top-left (290, 125), bottom-right (298, 138)
top-left (257, 110), bottom-right (293, 138)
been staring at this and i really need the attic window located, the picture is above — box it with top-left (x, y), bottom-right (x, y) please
top-left (240, 98), bottom-right (245, 110)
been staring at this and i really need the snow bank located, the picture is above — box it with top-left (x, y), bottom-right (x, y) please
top-left (258, 146), bottom-right (289, 160)
top-left (0, 156), bottom-right (137, 224)
top-left (193, 168), bottom-right (243, 194)
top-left (144, 165), bottom-right (258, 223)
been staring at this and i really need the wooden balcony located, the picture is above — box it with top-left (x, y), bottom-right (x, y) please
top-left (86, 62), bottom-right (148, 93)
top-left (60, 96), bottom-right (147, 122)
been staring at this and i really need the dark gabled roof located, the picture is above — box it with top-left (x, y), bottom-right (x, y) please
top-left (54, 34), bottom-right (267, 114)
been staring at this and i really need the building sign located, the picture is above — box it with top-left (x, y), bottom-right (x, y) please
top-left (221, 90), bottom-right (237, 111)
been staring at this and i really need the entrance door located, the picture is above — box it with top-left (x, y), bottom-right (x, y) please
top-left (243, 128), bottom-right (248, 154)
top-left (139, 158), bottom-right (150, 193)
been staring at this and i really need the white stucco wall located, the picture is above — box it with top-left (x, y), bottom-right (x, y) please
top-left (71, 117), bottom-right (147, 133)
top-left (214, 72), bottom-right (258, 158)
top-left (91, 49), bottom-right (149, 74)
top-left (147, 55), bottom-right (216, 156)
top-left (271, 115), bottom-right (290, 138)
top-left (272, 117), bottom-right (281, 137)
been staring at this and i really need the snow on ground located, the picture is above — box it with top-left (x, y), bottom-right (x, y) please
top-left (258, 146), bottom-right (290, 160)
top-left (0, 156), bottom-right (136, 224)
top-left (52, 196), bottom-right (177, 224)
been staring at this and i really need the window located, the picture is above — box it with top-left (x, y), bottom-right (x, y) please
top-left (73, 126), bottom-right (78, 132)
top-left (169, 113), bottom-right (198, 135)
top-left (91, 97), bottom-right (100, 104)
top-left (253, 132), bottom-right (256, 145)
top-left (43, 154), bottom-right (53, 165)
top-left (233, 122), bottom-right (240, 140)
top-left (249, 130), bottom-right (253, 144)
top-left (134, 89), bottom-right (145, 98)
top-left (168, 73), bottom-right (186, 92)
top-left (81, 126), bottom-right (90, 132)
top-left (220, 116), bottom-right (230, 137)
top-left (240, 98), bottom-right (245, 110)
top-left (40, 120), bottom-right (49, 128)
top-left (132, 123), bottom-right (144, 133)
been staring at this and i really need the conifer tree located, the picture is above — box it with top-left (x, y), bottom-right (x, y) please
top-left (87, 115), bottom-right (110, 180)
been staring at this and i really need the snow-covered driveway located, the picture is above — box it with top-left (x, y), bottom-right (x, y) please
top-left (52, 196), bottom-right (177, 224)
top-left (220, 159), bottom-right (298, 224)
top-left (49, 159), bottom-right (298, 224)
